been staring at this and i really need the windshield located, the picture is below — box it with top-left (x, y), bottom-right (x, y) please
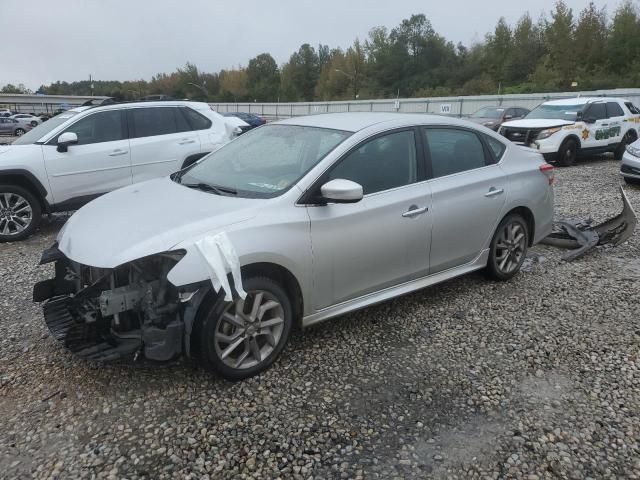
top-left (471, 107), bottom-right (504, 119)
top-left (525, 104), bottom-right (584, 121)
top-left (12, 111), bottom-right (79, 145)
top-left (177, 124), bottom-right (351, 198)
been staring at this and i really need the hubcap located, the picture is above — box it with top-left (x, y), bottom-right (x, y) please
top-left (0, 192), bottom-right (32, 236)
top-left (15, 130), bottom-right (24, 136)
top-left (214, 290), bottom-right (285, 370)
top-left (495, 222), bottom-right (526, 274)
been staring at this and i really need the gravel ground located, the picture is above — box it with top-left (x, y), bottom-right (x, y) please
top-left (1, 155), bottom-right (639, 479)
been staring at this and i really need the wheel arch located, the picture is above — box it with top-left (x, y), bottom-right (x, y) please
top-left (562, 134), bottom-right (581, 150)
top-left (0, 170), bottom-right (50, 213)
top-left (503, 206), bottom-right (535, 246)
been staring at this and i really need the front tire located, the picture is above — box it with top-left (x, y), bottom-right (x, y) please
top-left (14, 128), bottom-right (25, 136)
top-left (485, 214), bottom-right (529, 281)
top-left (624, 176), bottom-right (640, 186)
top-left (199, 276), bottom-right (293, 380)
top-left (0, 185), bottom-right (42, 242)
top-left (557, 138), bottom-right (578, 167)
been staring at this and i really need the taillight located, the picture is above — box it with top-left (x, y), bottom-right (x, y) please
top-left (539, 163), bottom-right (555, 185)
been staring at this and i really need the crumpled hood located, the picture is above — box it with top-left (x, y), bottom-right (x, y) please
top-left (58, 177), bottom-right (262, 268)
top-left (501, 118), bottom-right (575, 129)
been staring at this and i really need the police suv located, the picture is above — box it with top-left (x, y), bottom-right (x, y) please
top-left (499, 97), bottom-right (640, 166)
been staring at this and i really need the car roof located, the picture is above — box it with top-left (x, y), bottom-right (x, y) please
top-left (543, 97), bottom-right (625, 106)
top-left (70, 100), bottom-right (211, 114)
top-left (275, 112), bottom-right (476, 133)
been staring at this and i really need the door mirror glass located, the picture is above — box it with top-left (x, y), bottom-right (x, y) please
top-left (57, 131), bottom-right (78, 152)
top-left (320, 179), bottom-right (363, 204)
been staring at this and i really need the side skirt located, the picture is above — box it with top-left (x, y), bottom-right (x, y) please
top-left (301, 249), bottom-right (490, 328)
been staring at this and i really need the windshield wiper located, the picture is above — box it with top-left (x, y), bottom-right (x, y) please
top-left (183, 182), bottom-right (237, 195)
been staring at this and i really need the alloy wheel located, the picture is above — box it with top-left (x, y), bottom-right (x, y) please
top-left (494, 221), bottom-right (526, 274)
top-left (0, 192), bottom-right (33, 236)
top-left (15, 129), bottom-right (25, 136)
top-left (213, 290), bottom-right (285, 370)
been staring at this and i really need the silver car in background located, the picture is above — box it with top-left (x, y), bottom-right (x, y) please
top-left (34, 113), bottom-right (555, 380)
top-left (621, 137), bottom-right (640, 185)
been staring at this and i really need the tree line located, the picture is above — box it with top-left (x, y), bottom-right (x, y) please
top-left (3, 0), bottom-right (640, 103)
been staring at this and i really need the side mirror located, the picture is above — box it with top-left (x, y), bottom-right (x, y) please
top-left (504, 114), bottom-right (513, 120)
top-left (57, 131), bottom-right (78, 152)
top-left (320, 179), bottom-right (363, 204)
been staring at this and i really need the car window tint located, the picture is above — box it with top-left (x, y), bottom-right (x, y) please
top-left (606, 102), bottom-right (624, 117)
top-left (174, 108), bottom-right (192, 133)
top-left (424, 128), bottom-right (487, 178)
top-left (181, 107), bottom-right (212, 130)
top-left (484, 135), bottom-right (506, 162)
top-left (328, 130), bottom-right (417, 195)
top-left (518, 108), bottom-right (529, 117)
top-left (61, 111), bottom-right (125, 145)
top-left (625, 102), bottom-right (640, 115)
top-left (131, 107), bottom-right (178, 138)
top-left (587, 103), bottom-right (607, 120)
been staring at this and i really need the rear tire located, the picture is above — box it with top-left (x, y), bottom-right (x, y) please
top-left (14, 128), bottom-right (25, 136)
top-left (199, 276), bottom-right (293, 380)
top-left (0, 184), bottom-right (42, 242)
top-left (614, 131), bottom-right (637, 160)
top-left (485, 214), bottom-right (529, 281)
top-left (557, 138), bottom-right (578, 167)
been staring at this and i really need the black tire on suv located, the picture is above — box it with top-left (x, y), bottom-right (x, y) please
top-left (614, 131), bottom-right (637, 161)
top-left (557, 138), bottom-right (578, 167)
top-left (0, 184), bottom-right (42, 242)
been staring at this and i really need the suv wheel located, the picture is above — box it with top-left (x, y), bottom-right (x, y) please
top-left (624, 177), bottom-right (640, 186)
top-left (614, 131), bottom-right (637, 160)
top-left (485, 213), bottom-right (529, 281)
top-left (14, 128), bottom-right (25, 136)
top-left (557, 138), bottom-right (578, 167)
top-left (0, 185), bottom-right (42, 242)
top-left (199, 276), bottom-right (293, 380)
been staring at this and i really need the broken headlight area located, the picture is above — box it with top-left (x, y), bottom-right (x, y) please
top-left (34, 247), bottom-right (192, 362)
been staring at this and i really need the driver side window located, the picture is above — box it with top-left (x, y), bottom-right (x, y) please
top-left (56, 111), bottom-right (126, 145)
top-left (327, 130), bottom-right (417, 195)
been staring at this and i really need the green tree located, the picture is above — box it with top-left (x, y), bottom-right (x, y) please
top-left (246, 53), bottom-right (280, 101)
top-left (608, 1), bottom-right (640, 74)
top-left (544, 1), bottom-right (576, 88)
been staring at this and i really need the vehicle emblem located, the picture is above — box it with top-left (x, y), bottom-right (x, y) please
top-left (581, 128), bottom-right (589, 140)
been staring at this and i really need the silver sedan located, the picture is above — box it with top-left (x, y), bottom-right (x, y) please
top-left (36, 113), bottom-right (555, 379)
top-left (621, 137), bottom-right (640, 185)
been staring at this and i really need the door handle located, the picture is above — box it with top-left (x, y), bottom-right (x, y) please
top-left (484, 188), bottom-right (504, 198)
top-left (108, 149), bottom-right (128, 157)
top-left (178, 139), bottom-right (196, 145)
top-left (402, 206), bottom-right (429, 218)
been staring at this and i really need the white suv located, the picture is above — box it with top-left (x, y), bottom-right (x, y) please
top-left (0, 101), bottom-right (245, 241)
top-left (499, 97), bottom-right (640, 166)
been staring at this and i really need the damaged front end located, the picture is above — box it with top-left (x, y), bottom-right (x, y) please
top-left (542, 185), bottom-right (637, 261)
top-left (34, 246), bottom-right (202, 362)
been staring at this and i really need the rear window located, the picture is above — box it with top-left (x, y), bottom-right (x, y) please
top-left (130, 107), bottom-right (184, 138)
top-left (181, 107), bottom-right (212, 130)
top-left (625, 102), bottom-right (640, 115)
top-left (484, 135), bottom-right (506, 162)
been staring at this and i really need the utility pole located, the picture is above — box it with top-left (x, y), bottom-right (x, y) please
top-left (89, 74), bottom-right (94, 97)
top-left (335, 69), bottom-right (359, 100)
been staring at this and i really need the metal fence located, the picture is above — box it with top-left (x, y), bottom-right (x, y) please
top-left (210, 88), bottom-right (640, 120)
top-left (0, 94), bottom-right (108, 115)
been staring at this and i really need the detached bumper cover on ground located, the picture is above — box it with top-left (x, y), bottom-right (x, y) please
top-left (542, 185), bottom-right (637, 260)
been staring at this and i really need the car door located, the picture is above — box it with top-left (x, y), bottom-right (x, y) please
top-left (582, 102), bottom-right (610, 149)
top-left (42, 109), bottom-right (131, 206)
top-left (128, 106), bottom-right (201, 184)
top-left (0, 118), bottom-right (10, 134)
top-left (605, 101), bottom-right (626, 146)
top-left (306, 129), bottom-right (432, 310)
top-left (424, 127), bottom-right (507, 273)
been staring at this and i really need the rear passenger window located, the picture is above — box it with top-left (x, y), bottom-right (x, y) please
top-left (424, 128), bottom-right (488, 178)
top-left (606, 102), bottom-right (624, 117)
top-left (130, 107), bottom-right (179, 138)
top-left (484, 135), bottom-right (506, 162)
top-left (181, 107), bottom-right (212, 131)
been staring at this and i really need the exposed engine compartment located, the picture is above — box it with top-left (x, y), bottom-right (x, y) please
top-left (35, 246), bottom-right (196, 362)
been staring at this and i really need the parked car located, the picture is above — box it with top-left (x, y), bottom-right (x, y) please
top-left (0, 109), bottom-right (14, 117)
top-left (10, 113), bottom-right (42, 127)
top-left (0, 117), bottom-right (30, 136)
top-left (468, 106), bottom-right (529, 131)
top-left (620, 137), bottom-right (640, 185)
top-left (34, 112), bottom-right (555, 380)
top-left (0, 101), bottom-right (247, 241)
top-left (223, 112), bottom-right (266, 133)
top-left (499, 97), bottom-right (640, 166)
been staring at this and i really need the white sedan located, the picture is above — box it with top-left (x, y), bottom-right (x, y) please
top-left (10, 114), bottom-right (42, 127)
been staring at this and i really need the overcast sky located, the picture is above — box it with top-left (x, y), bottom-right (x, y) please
top-left (0, 0), bottom-right (619, 90)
